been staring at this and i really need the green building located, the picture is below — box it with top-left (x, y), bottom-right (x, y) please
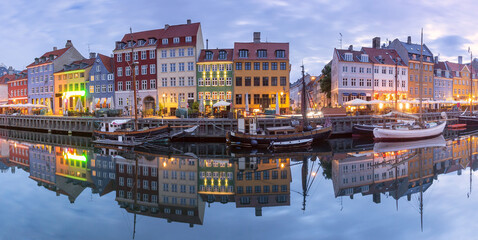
top-left (196, 49), bottom-right (234, 113)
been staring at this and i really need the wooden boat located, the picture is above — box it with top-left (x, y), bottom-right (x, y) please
top-left (270, 138), bottom-right (313, 150)
top-left (458, 115), bottom-right (478, 126)
top-left (353, 112), bottom-right (417, 137)
top-left (93, 119), bottom-right (171, 144)
top-left (226, 64), bottom-right (332, 149)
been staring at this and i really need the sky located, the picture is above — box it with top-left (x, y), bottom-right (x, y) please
top-left (1, 0), bottom-right (478, 81)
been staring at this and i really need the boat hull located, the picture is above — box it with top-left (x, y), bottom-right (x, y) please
top-left (352, 124), bottom-right (380, 136)
top-left (373, 121), bottom-right (446, 142)
top-left (94, 125), bottom-right (170, 142)
top-left (226, 126), bottom-right (332, 148)
top-left (458, 116), bottom-right (478, 126)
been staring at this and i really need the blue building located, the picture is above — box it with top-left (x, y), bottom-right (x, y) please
top-left (29, 144), bottom-right (57, 189)
top-left (90, 147), bottom-right (116, 196)
top-left (87, 53), bottom-right (115, 110)
top-left (26, 40), bottom-right (83, 113)
top-left (433, 61), bottom-right (453, 101)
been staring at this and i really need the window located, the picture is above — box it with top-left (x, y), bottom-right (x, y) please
top-left (280, 62), bottom-right (287, 70)
top-left (271, 77), bottom-right (278, 86)
top-left (141, 65), bottom-right (147, 75)
top-left (133, 52), bottom-right (138, 60)
top-left (150, 64), bottom-right (156, 74)
top-left (149, 50), bottom-right (155, 59)
top-left (254, 62), bottom-right (260, 70)
top-left (226, 77), bottom-right (232, 86)
top-left (117, 54), bottom-right (122, 62)
top-left (117, 67), bottom-right (123, 77)
top-left (142, 80), bottom-right (147, 89)
top-left (280, 77), bottom-right (287, 86)
top-left (276, 50), bottom-right (285, 58)
top-left (179, 77), bottom-right (185, 86)
top-left (254, 94), bottom-right (260, 104)
top-left (108, 84), bottom-right (113, 92)
top-left (205, 78), bottom-right (211, 86)
top-left (235, 62), bottom-right (242, 70)
top-left (161, 50), bottom-right (167, 58)
top-left (126, 81), bottom-right (131, 90)
top-left (162, 78), bottom-right (167, 87)
top-left (239, 49), bottom-right (249, 58)
top-left (236, 77), bottom-right (242, 86)
top-left (245, 77), bottom-right (251, 86)
top-left (205, 51), bottom-right (213, 60)
top-left (173, 37), bottom-right (180, 44)
top-left (125, 53), bottom-right (130, 61)
top-left (170, 77), bottom-right (176, 86)
top-left (236, 94), bottom-right (242, 104)
top-left (187, 48), bottom-right (194, 56)
top-left (342, 78), bottom-right (348, 86)
top-left (218, 50), bottom-right (227, 60)
top-left (219, 77), bottom-right (225, 86)
top-left (388, 80), bottom-right (393, 87)
top-left (161, 64), bottom-right (167, 72)
top-left (170, 63), bottom-right (176, 72)
top-left (187, 62), bottom-right (194, 71)
top-left (245, 62), bottom-right (251, 70)
top-left (272, 62), bottom-right (278, 70)
top-left (382, 80), bottom-right (386, 87)
top-left (162, 39), bottom-right (168, 45)
top-left (254, 77), bottom-right (260, 86)
top-left (226, 91), bottom-right (232, 100)
top-left (262, 62), bottom-right (269, 70)
top-left (125, 67), bottom-right (131, 76)
top-left (169, 49), bottom-right (175, 57)
top-left (179, 62), bottom-right (185, 72)
top-left (141, 51), bottom-right (147, 60)
top-left (367, 79), bottom-right (371, 87)
top-left (118, 81), bottom-right (123, 91)
top-left (150, 79), bottom-right (156, 89)
top-left (186, 36), bottom-right (192, 42)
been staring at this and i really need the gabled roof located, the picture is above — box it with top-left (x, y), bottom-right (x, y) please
top-left (0, 74), bottom-right (15, 84)
top-left (446, 61), bottom-right (469, 73)
top-left (198, 49), bottom-right (233, 62)
top-left (398, 41), bottom-right (433, 57)
top-left (98, 54), bottom-right (114, 73)
top-left (335, 49), bottom-right (372, 63)
top-left (27, 47), bottom-right (71, 68)
top-left (56, 58), bottom-right (95, 73)
top-left (233, 42), bottom-right (289, 60)
top-left (362, 47), bottom-right (406, 66)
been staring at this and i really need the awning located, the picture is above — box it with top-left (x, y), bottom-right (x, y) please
top-left (351, 93), bottom-right (358, 96)
top-left (360, 93), bottom-right (366, 96)
top-left (342, 93), bottom-right (349, 96)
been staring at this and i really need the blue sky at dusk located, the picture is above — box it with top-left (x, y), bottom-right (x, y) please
top-left (0, 0), bottom-right (476, 81)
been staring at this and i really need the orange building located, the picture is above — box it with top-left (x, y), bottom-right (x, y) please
top-left (233, 32), bottom-right (290, 115)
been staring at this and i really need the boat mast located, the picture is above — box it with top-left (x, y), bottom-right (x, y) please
top-left (130, 28), bottom-right (139, 131)
top-left (419, 147), bottom-right (424, 232)
top-left (395, 56), bottom-right (399, 111)
top-left (419, 29), bottom-right (424, 124)
top-left (301, 64), bottom-right (308, 128)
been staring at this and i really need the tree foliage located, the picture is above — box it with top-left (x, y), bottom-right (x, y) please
top-left (320, 63), bottom-right (331, 99)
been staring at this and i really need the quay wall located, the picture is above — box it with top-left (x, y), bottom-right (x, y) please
top-left (0, 112), bottom-right (460, 139)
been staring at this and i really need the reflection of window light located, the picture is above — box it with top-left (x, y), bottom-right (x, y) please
top-left (65, 152), bottom-right (87, 162)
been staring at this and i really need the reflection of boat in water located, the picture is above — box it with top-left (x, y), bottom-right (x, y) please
top-left (373, 135), bottom-right (446, 153)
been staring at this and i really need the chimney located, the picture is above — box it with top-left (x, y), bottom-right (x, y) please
top-left (8, 66), bottom-right (13, 75)
top-left (434, 56), bottom-right (438, 63)
top-left (89, 52), bottom-right (96, 59)
top-left (253, 32), bottom-right (261, 43)
top-left (206, 39), bottom-right (208, 49)
top-left (65, 40), bottom-right (73, 48)
top-left (458, 56), bottom-right (463, 64)
top-left (372, 37), bottom-right (380, 49)
top-left (53, 46), bottom-right (57, 51)
top-left (187, 19), bottom-right (191, 24)
top-left (348, 45), bottom-right (353, 51)
top-left (165, 24), bottom-right (170, 30)
top-left (407, 36), bottom-right (411, 44)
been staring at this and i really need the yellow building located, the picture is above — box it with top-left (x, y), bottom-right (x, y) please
top-left (54, 58), bottom-right (94, 115)
top-left (233, 32), bottom-right (290, 115)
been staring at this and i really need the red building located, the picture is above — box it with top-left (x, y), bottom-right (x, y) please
top-left (9, 141), bottom-right (30, 171)
top-left (8, 70), bottom-right (28, 104)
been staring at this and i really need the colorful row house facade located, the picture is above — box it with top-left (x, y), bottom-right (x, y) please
top-left (233, 32), bottom-right (290, 115)
top-left (27, 41), bottom-right (84, 113)
top-left (88, 53), bottom-right (115, 110)
top-left (8, 70), bottom-right (28, 104)
top-left (53, 58), bottom-right (94, 115)
top-left (196, 49), bottom-right (234, 113)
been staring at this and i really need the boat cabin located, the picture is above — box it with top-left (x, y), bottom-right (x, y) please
top-left (266, 126), bottom-right (297, 135)
top-left (98, 119), bottom-right (132, 133)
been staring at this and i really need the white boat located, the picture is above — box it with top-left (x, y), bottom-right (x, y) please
top-left (373, 135), bottom-right (446, 153)
top-left (373, 120), bottom-right (446, 141)
top-left (269, 138), bottom-right (313, 150)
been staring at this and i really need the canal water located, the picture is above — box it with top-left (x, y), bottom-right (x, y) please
top-left (1, 129), bottom-right (477, 240)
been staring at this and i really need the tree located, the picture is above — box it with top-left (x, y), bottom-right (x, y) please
top-left (319, 63), bottom-right (331, 99)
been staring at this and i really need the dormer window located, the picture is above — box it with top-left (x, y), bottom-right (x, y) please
top-left (138, 40), bottom-right (145, 46)
top-left (162, 39), bottom-right (168, 45)
top-left (218, 50), bottom-right (227, 60)
top-left (239, 49), bottom-right (249, 58)
top-left (257, 50), bottom-right (267, 58)
top-left (148, 38), bottom-right (155, 45)
top-left (361, 54), bottom-right (368, 62)
top-left (205, 51), bottom-right (213, 60)
top-left (128, 41), bottom-right (132, 47)
top-left (186, 36), bottom-right (192, 42)
top-left (275, 50), bottom-right (285, 58)
top-left (344, 53), bottom-right (353, 61)
top-left (173, 37), bottom-right (180, 44)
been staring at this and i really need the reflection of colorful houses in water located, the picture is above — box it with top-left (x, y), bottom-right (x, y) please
top-left (9, 141), bottom-right (31, 171)
top-left (29, 144), bottom-right (56, 187)
top-left (234, 156), bottom-right (291, 216)
top-left (198, 159), bottom-right (235, 204)
top-left (115, 153), bottom-right (205, 227)
top-left (90, 147), bottom-right (116, 196)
